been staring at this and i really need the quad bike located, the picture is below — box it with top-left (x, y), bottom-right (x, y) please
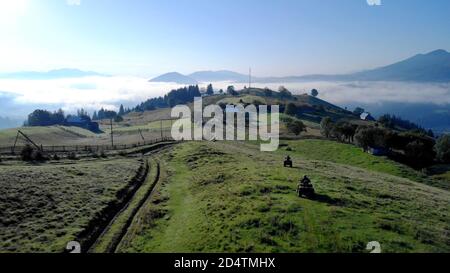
top-left (284, 156), bottom-right (293, 168)
top-left (297, 176), bottom-right (315, 198)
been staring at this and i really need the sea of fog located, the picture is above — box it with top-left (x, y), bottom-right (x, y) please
top-left (0, 76), bottom-right (449, 132)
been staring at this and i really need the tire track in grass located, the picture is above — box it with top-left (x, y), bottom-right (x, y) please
top-left (76, 158), bottom-right (149, 253)
top-left (110, 161), bottom-right (161, 253)
top-left (88, 159), bottom-right (161, 253)
top-left (86, 144), bottom-right (173, 253)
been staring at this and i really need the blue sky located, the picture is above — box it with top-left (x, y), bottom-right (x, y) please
top-left (1, 0), bottom-right (449, 77)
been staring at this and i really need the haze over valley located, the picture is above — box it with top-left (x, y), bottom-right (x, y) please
top-left (1, 50), bottom-right (449, 133)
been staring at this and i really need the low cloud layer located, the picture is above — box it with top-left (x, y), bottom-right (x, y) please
top-left (248, 81), bottom-right (450, 106)
top-left (1, 76), bottom-right (449, 116)
top-left (0, 76), bottom-right (185, 113)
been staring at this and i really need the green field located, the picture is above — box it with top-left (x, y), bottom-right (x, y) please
top-left (119, 141), bottom-right (450, 253)
top-left (0, 91), bottom-right (449, 253)
top-left (0, 157), bottom-right (142, 252)
top-left (276, 140), bottom-right (443, 189)
top-left (0, 126), bottom-right (97, 146)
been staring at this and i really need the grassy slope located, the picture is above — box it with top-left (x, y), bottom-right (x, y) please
top-left (277, 140), bottom-right (437, 188)
top-left (0, 124), bottom-right (171, 148)
top-left (121, 141), bottom-right (450, 253)
top-left (0, 158), bottom-right (141, 252)
top-left (0, 126), bottom-right (97, 146)
top-left (111, 120), bottom-right (173, 133)
top-left (0, 92), bottom-right (353, 148)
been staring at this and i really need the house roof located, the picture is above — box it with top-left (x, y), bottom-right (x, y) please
top-left (66, 116), bottom-right (84, 123)
top-left (360, 112), bottom-right (374, 120)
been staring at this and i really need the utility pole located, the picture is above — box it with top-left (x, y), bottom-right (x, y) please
top-left (249, 67), bottom-right (252, 89)
top-left (110, 118), bottom-right (114, 147)
top-left (138, 129), bottom-right (145, 141)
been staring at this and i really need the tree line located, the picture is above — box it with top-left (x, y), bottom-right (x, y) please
top-left (320, 117), bottom-right (449, 168)
top-left (378, 114), bottom-right (434, 137)
top-left (133, 85), bottom-right (202, 112)
top-left (27, 109), bottom-right (93, 127)
top-left (281, 98), bottom-right (448, 168)
top-left (26, 108), bottom-right (100, 132)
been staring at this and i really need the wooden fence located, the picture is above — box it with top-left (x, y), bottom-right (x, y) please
top-left (0, 137), bottom-right (173, 155)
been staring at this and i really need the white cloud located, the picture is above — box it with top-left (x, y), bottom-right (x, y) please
top-left (66, 0), bottom-right (81, 6)
top-left (210, 80), bottom-right (450, 105)
top-left (0, 77), bottom-right (449, 115)
top-left (0, 76), bottom-right (186, 112)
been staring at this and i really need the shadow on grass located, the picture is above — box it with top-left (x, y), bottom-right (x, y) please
top-left (311, 193), bottom-right (344, 206)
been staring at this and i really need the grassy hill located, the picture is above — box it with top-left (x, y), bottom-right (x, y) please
top-left (118, 140), bottom-right (449, 253)
top-left (0, 90), bottom-right (357, 148)
top-left (276, 140), bottom-right (449, 190)
top-left (0, 90), bottom-right (448, 253)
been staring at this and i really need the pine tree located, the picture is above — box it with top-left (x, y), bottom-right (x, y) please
top-left (119, 104), bottom-right (125, 116)
top-left (206, 84), bottom-right (214, 95)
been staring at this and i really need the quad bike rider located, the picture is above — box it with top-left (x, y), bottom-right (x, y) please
top-left (297, 175), bottom-right (315, 198)
top-left (284, 155), bottom-right (293, 167)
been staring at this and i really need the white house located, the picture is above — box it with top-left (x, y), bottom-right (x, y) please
top-left (360, 112), bottom-right (375, 121)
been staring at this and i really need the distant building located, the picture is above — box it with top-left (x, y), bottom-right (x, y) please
top-left (360, 112), bottom-right (376, 121)
top-left (367, 146), bottom-right (388, 156)
top-left (66, 115), bottom-right (100, 132)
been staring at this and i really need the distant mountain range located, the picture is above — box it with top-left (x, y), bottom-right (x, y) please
top-left (150, 49), bottom-right (450, 84)
top-left (149, 72), bottom-right (198, 85)
top-left (0, 68), bottom-right (107, 80)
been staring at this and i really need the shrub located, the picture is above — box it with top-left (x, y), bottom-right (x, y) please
top-left (21, 145), bottom-right (34, 161)
top-left (355, 126), bottom-right (387, 151)
top-left (286, 120), bottom-right (306, 136)
top-left (114, 115), bottom-right (124, 122)
top-left (332, 121), bottom-right (357, 142)
top-left (68, 152), bottom-right (78, 160)
top-left (435, 134), bottom-right (450, 163)
top-left (284, 103), bottom-right (297, 116)
top-left (32, 150), bottom-right (46, 161)
top-left (320, 117), bottom-right (333, 138)
top-left (21, 145), bottom-right (47, 161)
